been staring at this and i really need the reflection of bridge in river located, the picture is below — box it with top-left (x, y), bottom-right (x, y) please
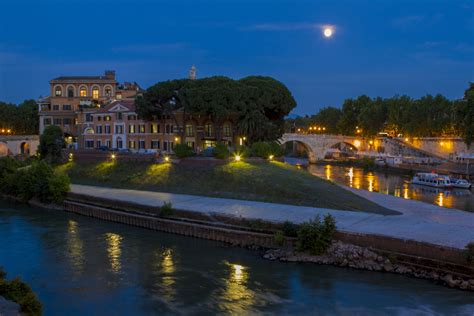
top-left (280, 134), bottom-right (472, 163)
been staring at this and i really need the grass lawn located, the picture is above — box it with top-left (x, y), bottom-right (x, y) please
top-left (57, 159), bottom-right (398, 215)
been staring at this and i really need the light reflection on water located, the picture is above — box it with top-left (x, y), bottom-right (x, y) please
top-left (106, 232), bottom-right (122, 273)
top-left (0, 201), bottom-right (473, 315)
top-left (305, 163), bottom-right (474, 212)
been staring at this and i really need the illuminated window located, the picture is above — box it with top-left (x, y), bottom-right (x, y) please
top-left (80, 86), bottom-right (87, 97)
top-left (116, 92), bottom-right (122, 100)
top-left (151, 123), bottom-right (159, 133)
top-left (55, 86), bottom-right (62, 96)
top-left (223, 123), bottom-right (232, 137)
top-left (204, 123), bottom-right (213, 137)
top-left (92, 87), bottom-right (100, 99)
top-left (185, 123), bottom-right (194, 137)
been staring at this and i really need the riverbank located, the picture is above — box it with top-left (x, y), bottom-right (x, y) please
top-left (57, 160), bottom-right (395, 215)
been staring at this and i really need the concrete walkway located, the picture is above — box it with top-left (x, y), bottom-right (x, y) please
top-left (71, 184), bottom-right (474, 250)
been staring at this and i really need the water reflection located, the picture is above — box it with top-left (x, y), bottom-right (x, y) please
top-left (159, 248), bottom-right (176, 301)
top-left (220, 261), bottom-right (255, 314)
top-left (307, 164), bottom-right (473, 212)
top-left (437, 192), bottom-right (444, 207)
top-left (66, 220), bottom-right (84, 274)
top-left (106, 232), bottom-right (122, 273)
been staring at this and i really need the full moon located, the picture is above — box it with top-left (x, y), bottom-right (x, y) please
top-left (323, 28), bottom-right (333, 38)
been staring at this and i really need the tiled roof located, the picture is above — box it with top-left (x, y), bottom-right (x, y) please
top-left (95, 99), bottom-right (136, 113)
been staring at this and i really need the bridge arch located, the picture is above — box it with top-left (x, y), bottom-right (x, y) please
top-left (324, 141), bottom-right (358, 159)
top-left (280, 134), bottom-right (364, 163)
top-left (279, 138), bottom-right (318, 162)
top-left (0, 142), bottom-right (9, 157)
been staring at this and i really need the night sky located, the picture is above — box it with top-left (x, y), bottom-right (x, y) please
top-left (0, 0), bottom-right (473, 115)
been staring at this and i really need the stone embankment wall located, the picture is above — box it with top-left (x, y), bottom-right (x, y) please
top-left (62, 196), bottom-right (473, 281)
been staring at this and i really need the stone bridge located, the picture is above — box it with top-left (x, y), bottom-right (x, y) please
top-left (279, 134), bottom-right (370, 163)
top-left (0, 135), bottom-right (39, 157)
top-left (279, 134), bottom-right (473, 163)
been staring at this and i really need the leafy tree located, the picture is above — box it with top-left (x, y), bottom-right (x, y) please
top-left (38, 125), bottom-right (65, 163)
top-left (456, 83), bottom-right (474, 147)
top-left (311, 107), bottom-right (342, 134)
top-left (336, 96), bottom-right (369, 135)
top-left (358, 97), bottom-right (387, 136)
top-left (136, 76), bottom-right (296, 143)
top-left (0, 100), bottom-right (38, 135)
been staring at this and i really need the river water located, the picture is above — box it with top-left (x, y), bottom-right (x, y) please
top-left (287, 158), bottom-right (474, 212)
top-left (0, 200), bottom-right (473, 315)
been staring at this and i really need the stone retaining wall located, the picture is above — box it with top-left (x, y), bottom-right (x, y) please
top-left (62, 197), bottom-right (473, 279)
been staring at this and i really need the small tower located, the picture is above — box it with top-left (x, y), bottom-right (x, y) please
top-left (188, 65), bottom-right (197, 80)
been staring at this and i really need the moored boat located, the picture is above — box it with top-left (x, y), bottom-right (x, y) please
top-left (450, 178), bottom-right (472, 189)
top-left (411, 173), bottom-right (452, 188)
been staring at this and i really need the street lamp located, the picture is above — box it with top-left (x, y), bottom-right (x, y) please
top-left (234, 154), bottom-right (241, 162)
top-left (268, 154), bottom-right (274, 160)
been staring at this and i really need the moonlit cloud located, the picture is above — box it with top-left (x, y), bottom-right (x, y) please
top-left (242, 23), bottom-right (321, 31)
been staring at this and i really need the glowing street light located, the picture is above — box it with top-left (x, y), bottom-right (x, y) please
top-left (268, 155), bottom-right (274, 160)
top-left (164, 156), bottom-right (170, 162)
top-left (111, 153), bottom-right (116, 160)
top-left (234, 155), bottom-right (241, 162)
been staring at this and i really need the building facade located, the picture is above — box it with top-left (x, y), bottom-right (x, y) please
top-left (39, 70), bottom-right (238, 153)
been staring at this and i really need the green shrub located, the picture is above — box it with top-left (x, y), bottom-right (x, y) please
top-left (0, 270), bottom-right (42, 316)
top-left (465, 242), bottom-right (474, 263)
top-left (173, 143), bottom-right (195, 158)
top-left (251, 141), bottom-right (284, 159)
top-left (160, 201), bottom-right (173, 217)
top-left (0, 159), bottom-right (70, 203)
top-left (282, 220), bottom-right (298, 237)
top-left (213, 143), bottom-right (230, 159)
top-left (296, 214), bottom-right (336, 255)
top-left (274, 230), bottom-right (285, 246)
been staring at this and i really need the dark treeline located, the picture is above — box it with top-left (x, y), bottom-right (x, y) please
top-left (0, 100), bottom-right (39, 135)
top-left (286, 84), bottom-right (474, 146)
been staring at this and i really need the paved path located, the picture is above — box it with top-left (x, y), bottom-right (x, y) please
top-left (71, 184), bottom-right (474, 250)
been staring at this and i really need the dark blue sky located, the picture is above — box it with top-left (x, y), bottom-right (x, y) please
top-left (0, 0), bottom-right (473, 115)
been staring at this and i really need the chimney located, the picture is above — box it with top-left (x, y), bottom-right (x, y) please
top-left (105, 70), bottom-right (116, 80)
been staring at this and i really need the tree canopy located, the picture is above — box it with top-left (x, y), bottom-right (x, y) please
top-left (136, 76), bottom-right (296, 142)
top-left (0, 100), bottom-right (38, 135)
top-left (286, 84), bottom-right (473, 145)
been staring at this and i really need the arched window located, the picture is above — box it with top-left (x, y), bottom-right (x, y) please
top-left (80, 86), bottom-right (87, 97)
top-left (67, 86), bottom-right (74, 97)
top-left (185, 123), bottom-right (194, 137)
top-left (104, 86), bottom-right (112, 97)
top-left (55, 86), bottom-right (62, 96)
top-left (204, 123), bottom-right (213, 137)
top-left (84, 127), bottom-right (94, 134)
top-left (223, 122), bottom-right (232, 137)
top-left (92, 86), bottom-right (100, 99)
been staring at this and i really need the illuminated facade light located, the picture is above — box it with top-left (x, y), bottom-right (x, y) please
top-left (354, 140), bottom-right (361, 148)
